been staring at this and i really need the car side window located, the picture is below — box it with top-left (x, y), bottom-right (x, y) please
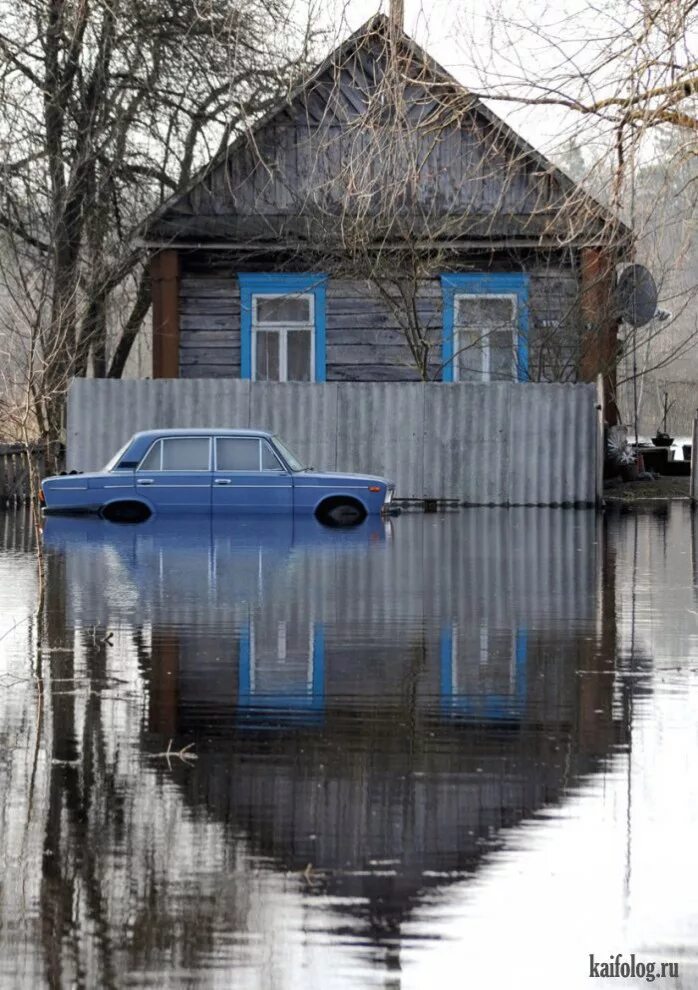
top-left (215, 437), bottom-right (285, 472)
top-left (261, 441), bottom-right (284, 471)
top-left (138, 440), bottom-right (162, 471)
top-left (216, 438), bottom-right (260, 471)
top-left (139, 437), bottom-right (211, 471)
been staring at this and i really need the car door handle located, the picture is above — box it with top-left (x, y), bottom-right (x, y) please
top-left (214, 478), bottom-right (232, 485)
top-left (137, 478), bottom-right (154, 486)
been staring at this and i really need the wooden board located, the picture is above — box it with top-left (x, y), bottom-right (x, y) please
top-left (176, 263), bottom-right (582, 384)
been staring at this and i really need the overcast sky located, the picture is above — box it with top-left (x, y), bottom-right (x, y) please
top-left (303, 0), bottom-right (690, 171)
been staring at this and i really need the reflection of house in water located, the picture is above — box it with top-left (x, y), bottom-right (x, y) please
top-left (44, 510), bottom-right (629, 954)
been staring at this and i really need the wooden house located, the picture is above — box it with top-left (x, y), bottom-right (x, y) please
top-left (137, 14), bottom-right (630, 412)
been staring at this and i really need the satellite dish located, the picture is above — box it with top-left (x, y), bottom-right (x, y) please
top-left (616, 264), bottom-right (658, 327)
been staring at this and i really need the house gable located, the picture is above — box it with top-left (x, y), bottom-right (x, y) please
top-left (139, 16), bottom-right (624, 250)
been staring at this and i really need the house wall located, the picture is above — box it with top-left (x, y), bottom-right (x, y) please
top-left (177, 252), bottom-right (582, 383)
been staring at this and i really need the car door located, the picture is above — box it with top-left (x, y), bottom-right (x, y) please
top-left (212, 436), bottom-right (293, 512)
top-left (136, 436), bottom-right (212, 511)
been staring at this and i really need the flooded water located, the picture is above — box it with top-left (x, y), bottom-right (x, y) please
top-left (0, 506), bottom-right (696, 989)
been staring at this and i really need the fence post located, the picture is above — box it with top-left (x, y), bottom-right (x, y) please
top-left (691, 410), bottom-right (698, 505)
top-left (595, 374), bottom-right (605, 506)
top-left (10, 451), bottom-right (17, 505)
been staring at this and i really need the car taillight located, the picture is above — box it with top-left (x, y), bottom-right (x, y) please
top-left (38, 487), bottom-right (45, 504)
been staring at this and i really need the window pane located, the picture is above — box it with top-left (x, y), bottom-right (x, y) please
top-left (161, 438), bottom-right (210, 471)
top-left (272, 436), bottom-right (304, 471)
top-left (139, 440), bottom-right (161, 471)
top-left (287, 330), bottom-right (312, 382)
top-left (457, 330), bottom-right (486, 383)
top-left (251, 620), bottom-right (313, 695)
top-left (217, 438), bottom-right (260, 471)
top-left (451, 628), bottom-right (517, 696)
top-left (456, 296), bottom-right (515, 327)
top-left (490, 329), bottom-right (515, 381)
top-left (255, 330), bottom-right (280, 381)
top-left (261, 442), bottom-right (282, 470)
top-left (256, 295), bottom-right (311, 323)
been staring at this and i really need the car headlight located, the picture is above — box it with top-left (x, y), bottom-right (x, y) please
top-left (384, 488), bottom-right (394, 505)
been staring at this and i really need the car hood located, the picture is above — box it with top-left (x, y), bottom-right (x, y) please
top-left (293, 470), bottom-right (393, 486)
top-left (42, 472), bottom-right (104, 484)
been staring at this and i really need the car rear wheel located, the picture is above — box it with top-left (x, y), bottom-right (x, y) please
top-left (100, 500), bottom-right (151, 524)
top-left (316, 497), bottom-right (367, 528)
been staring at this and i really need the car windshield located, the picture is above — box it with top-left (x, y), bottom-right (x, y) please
top-left (102, 440), bottom-right (131, 472)
top-left (272, 435), bottom-right (305, 471)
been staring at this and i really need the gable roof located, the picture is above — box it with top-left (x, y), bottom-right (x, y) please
top-left (136, 14), bottom-right (630, 251)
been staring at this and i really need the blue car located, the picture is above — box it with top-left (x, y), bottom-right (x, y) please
top-left (40, 429), bottom-right (395, 525)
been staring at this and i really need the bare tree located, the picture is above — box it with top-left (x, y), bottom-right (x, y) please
top-left (448, 0), bottom-right (698, 425)
top-left (0, 0), bottom-right (318, 453)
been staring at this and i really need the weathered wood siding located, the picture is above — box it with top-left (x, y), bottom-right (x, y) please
top-left (178, 256), bottom-right (582, 383)
top-left (170, 117), bottom-right (574, 243)
top-left (146, 23), bottom-right (610, 247)
top-left (179, 272), bottom-right (436, 382)
top-left (529, 272), bottom-right (581, 383)
top-left (180, 273), bottom-right (241, 378)
top-left (325, 280), bottom-right (441, 381)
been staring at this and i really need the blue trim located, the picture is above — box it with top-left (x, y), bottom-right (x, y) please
top-left (440, 273), bottom-right (530, 383)
top-left (237, 273), bottom-right (328, 382)
top-left (439, 625), bottom-right (453, 700)
top-left (514, 628), bottom-right (528, 699)
top-left (312, 623), bottom-right (325, 701)
top-left (238, 622), bottom-right (251, 704)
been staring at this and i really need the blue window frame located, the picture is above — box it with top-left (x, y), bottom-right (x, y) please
top-left (238, 273), bottom-right (328, 382)
top-left (440, 273), bottom-right (530, 383)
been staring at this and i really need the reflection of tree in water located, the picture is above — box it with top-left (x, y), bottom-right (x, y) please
top-left (2, 550), bottom-right (249, 986)
top-left (0, 511), bottom-right (644, 986)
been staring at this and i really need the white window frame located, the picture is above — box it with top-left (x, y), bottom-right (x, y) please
top-left (251, 292), bottom-right (316, 383)
top-left (453, 293), bottom-right (518, 383)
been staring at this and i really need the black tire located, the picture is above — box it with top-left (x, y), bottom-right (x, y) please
top-left (316, 497), bottom-right (366, 528)
top-left (100, 500), bottom-right (151, 524)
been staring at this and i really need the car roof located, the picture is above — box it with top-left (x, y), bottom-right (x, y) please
top-left (131, 428), bottom-right (274, 440)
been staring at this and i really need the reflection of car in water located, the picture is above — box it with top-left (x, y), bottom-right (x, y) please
top-left (42, 510), bottom-right (391, 649)
top-left (42, 510), bottom-right (391, 552)
top-left (43, 509), bottom-right (630, 950)
top-left (40, 428), bottom-right (395, 525)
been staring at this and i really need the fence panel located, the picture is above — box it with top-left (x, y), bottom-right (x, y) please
top-left (66, 378), bottom-right (599, 505)
top-left (0, 442), bottom-right (52, 506)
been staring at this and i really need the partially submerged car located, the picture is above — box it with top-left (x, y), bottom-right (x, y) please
top-left (40, 429), bottom-right (395, 526)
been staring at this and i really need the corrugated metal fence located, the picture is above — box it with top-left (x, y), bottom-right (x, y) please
top-left (67, 379), bottom-right (601, 505)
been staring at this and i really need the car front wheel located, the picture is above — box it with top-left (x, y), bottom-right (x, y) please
top-left (316, 497), bottom-right (367, 528)
top-left (100, 500), bottom-right (151, 524)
